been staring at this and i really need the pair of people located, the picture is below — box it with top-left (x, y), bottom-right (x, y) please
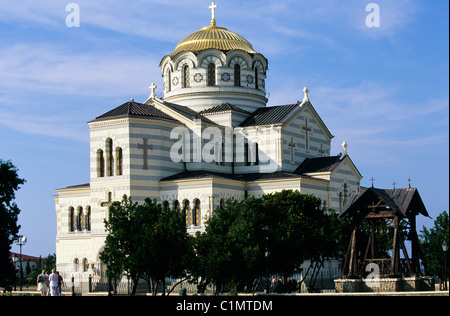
top-left (37, 269), bottom-right (63, 296)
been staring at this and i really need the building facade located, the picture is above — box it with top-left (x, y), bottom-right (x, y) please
top-left (54, 6), bottom-right (362, 279)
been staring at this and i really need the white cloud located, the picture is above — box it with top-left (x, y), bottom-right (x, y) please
top-left (0, 43), bottom-right (161, 98)
top-left (0, 108), bottom-right (88, 142)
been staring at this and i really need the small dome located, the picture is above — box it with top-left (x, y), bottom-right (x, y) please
top-left (170, 23), bottom-right (257, 56)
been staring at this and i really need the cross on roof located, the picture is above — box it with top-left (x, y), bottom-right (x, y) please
top-left (149, 83), bottom-right (157, 99)
top-left (370, 177), bottom-right (375, 188)
top-left (209, 2), bottom-right (218, 22)
top-left (303, 86), bottom-right (309, 102)
top-left (392, 181), bottom-right (397, 190)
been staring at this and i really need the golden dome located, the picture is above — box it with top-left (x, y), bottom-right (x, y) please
top-left (170, 22), bottom-right (257, 56)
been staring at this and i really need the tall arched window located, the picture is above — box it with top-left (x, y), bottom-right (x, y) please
top-left (253, 143), bottom-right (260, 166)
top-left (207, 63), bottom-right (216, 86)
top-left (172, 200), bottom-right (180, 212)
top-left (244, 141), bottom-right (250, 166)
top-left (106, 138), bottom-right (114, 177)
top-left (162, 201), bottom-right (170, 212)
top-left (183, 65), bottom-right (190, 88)
top-left (97, 149), bottom-right (105, 178)
top-left (255, 68), bottom-right (259, 89)
top-left (77, 206), bottom-right (83, 231)
top-left (115, 147), bottom-right (123, 176)
top-left (193, 199), bottom-right (201, 226)
top-left (165, 69), bottom-right (171, 92)
top-left (182, 199), bottom-right (190, 226)
top-left (69, 207), bottom-right (75, 232)
top-left (73, 258), bottom-right (79, 272)
top-left (82, 258), bottom-right (89, 272)
top-left (85, 206), bottom-right (91, 232)
top-left (234, 64), bottom-right (241, 86)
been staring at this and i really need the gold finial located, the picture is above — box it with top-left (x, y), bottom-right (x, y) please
top-left (209, 2), bottom-right (218, 26)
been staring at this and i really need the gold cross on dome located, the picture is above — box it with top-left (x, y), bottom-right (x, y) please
top-left (209, 2), bottom-right (218, 21)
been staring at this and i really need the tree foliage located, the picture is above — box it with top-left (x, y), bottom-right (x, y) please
top-left (191, 190), bottom-right (350, 294)
top-left (100, 190), bottom-right (352, 295)
top-left (420, 211), bottom-right (449, 278)
top-left (0, 159), bottom-right (25, 289)
top-left (100, 195), bottom-right (191, 295)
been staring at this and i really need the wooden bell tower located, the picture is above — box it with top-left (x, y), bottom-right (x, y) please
top-left (339, 187), bottom-right (429, 278)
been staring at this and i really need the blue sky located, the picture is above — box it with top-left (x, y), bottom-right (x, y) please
top-left (1, 0), bottom-right (448, 257)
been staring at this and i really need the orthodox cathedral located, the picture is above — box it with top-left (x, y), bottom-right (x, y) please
top-left (54, 3), bottom-right (362, 277)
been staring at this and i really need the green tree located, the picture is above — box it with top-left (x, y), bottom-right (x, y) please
top-left (420, 211), bottom-right (449, 278)
top-left (139, 198), bottom-right (191, 296)
top-left (192, 190), bottom-right (345, 294)
top-left (261, 190), bottom-right (347, 287)
top-left (100, 195), bottom-right (191, 296)
top-left (0, 159), bottom-right (26, 289)
top-left (192, 197), bottom-right (266, 294)
top-left (100, 196), bottom-right (144, 295)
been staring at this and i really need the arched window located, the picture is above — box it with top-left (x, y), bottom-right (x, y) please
top-left (172, 200), bottom-right (180, 212)
top-left (253, 143), bottom-right (260, 166)
top-left (219, 198), bottom-right (225, 209)
top-left (85, 206), bottom-right (91, 232)
top-left (106, 138), bottom-right (114, 177)
top-left (247, 141), bottom-right (259, 166)
top-left (207, 63), bottom-right (216, 86)
top-left (77, 206), bottom-right (83, 231)
top-left (182, 199), bottom-right (190, 226)
top-left (193, 199), bottom-right (201, 226)
top-left (183, 65), bottom-right (190, 88)
top-left (69, 207), bottom-right (75, 232)
top-left (82, 258), bottom-right (89, 272)
top-left (165, 69), bottom-right (171, 92)
top-left (244, 141), bottom-right (250, 166)
top-left (234, 64), bottom-right (241, 86)
top-left (162, 201), bottom-right (170, 212)
top-left (97, 149), bottom-right (105, 178)
top-left (255, 68), bottom-right (259, 89)
top-left (215, 138), bottom-right (224, 166)
top-left (115, 147), bottom-right (123, 176)
top-left (73, 258), bottom-right (79, 272)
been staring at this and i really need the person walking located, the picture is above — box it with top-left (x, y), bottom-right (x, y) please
top-left (270, 276), bottom-right (277, 293)
top-left (37, 270), bottom-right (48, 296)
top-left (57, 271), bottom-right (64, 296)
top-left (49, 269), bottom-right (59, 296)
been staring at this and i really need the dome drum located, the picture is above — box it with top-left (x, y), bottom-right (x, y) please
top-left (160, 22), bottom-right (268, 113)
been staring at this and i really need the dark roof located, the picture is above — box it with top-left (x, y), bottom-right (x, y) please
top-left (9, 252), bottom-right (41, 261)
top-left (238, 103), bottom-right (299, 127)
top-left (340, 187), bottom-right (429, 219)
top-left (160, 170), bottom-right (306, 183)
top-left (160, 101), bottom-right (217, 125)
top-left (199, 103), bottom-right (251, 115)
top-left (294, 155), bottom-right (343, 174)
top-left (93, 101), bottom-right (178, 122)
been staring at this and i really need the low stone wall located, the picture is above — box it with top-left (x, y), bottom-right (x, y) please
top-left (335, 277), bottom-right (436, 293)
